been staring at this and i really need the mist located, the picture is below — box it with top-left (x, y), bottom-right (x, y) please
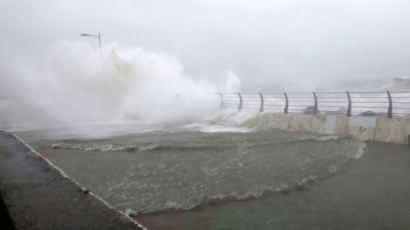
top-left (1, 0), bottom-right (410, 129)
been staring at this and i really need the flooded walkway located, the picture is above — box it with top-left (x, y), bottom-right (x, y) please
top-left (0, 131), bottom-right (145, 230)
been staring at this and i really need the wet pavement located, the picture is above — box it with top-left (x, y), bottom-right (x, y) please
top-left (0, 131), bottom-right (146, 230)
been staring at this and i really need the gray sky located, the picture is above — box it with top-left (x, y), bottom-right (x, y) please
top-left (2, 0), bottom-right (410, 89)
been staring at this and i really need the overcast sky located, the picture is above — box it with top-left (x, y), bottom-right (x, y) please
top-left (1, 0), bottom-right (410, 89)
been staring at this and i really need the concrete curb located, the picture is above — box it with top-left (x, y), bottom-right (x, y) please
top-left (0, 130), bottom-right (148, 230)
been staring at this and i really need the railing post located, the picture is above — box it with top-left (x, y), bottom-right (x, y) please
top-left (283, 92), bottom-right (289, 114)
top-left (312, 91), bottom-right (318, 115)
top-left (259, 92), bottom-right (264, 112)
top-left (346, 91), bottom-right (352, 117)
top-left (218, 93), bottom-right (224, 109)
top-left (238, 93), bottom-right (243, 111)
top-left (387, 90), bottom-right (393, 119)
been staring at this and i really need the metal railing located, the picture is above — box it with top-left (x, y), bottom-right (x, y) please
top-left (218, 91), bottom-right (410, 118)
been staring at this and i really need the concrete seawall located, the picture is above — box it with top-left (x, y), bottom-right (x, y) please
top-left (243, 114), bottom-right (410, 144)
top-left (0, 131), bottom-right (147, 230)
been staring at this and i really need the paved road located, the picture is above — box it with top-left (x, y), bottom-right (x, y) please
top-left (0, 131), bottom-right (146, 230)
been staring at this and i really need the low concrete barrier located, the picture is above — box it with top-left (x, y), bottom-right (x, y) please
top-left (245, 114), bottom-right (410, 144)
top-left (0, 131), bottom-right (147, 230)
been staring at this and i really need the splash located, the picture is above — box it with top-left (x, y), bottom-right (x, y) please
top-left (0, 42), bottom-right (239, 130)
top-left (380, 76), bottom-right (410, 90)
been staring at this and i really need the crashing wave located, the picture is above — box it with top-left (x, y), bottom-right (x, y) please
top-left (380, 76), bottom-right (410, 90)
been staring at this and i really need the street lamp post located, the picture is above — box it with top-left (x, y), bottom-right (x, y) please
top-left (81, 32), bottom-right (103, 67)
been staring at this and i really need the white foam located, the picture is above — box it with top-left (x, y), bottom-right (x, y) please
top-left (354, 142), bottom-right (367, 159)
top-left (182, 123), bottom-right (253, 133)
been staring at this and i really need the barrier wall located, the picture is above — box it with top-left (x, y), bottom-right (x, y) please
top-left (244, 113), bottom-right (410, 144)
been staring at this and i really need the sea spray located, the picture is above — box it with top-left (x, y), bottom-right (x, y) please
top-left (0, 42), bottom-right (241, 131)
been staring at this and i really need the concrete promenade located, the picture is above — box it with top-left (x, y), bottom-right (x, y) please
top-left (0, 131), bottom-right (146, 230)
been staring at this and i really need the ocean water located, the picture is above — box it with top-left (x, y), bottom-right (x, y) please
top-left (17, 118), bottom-right (365, 216)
